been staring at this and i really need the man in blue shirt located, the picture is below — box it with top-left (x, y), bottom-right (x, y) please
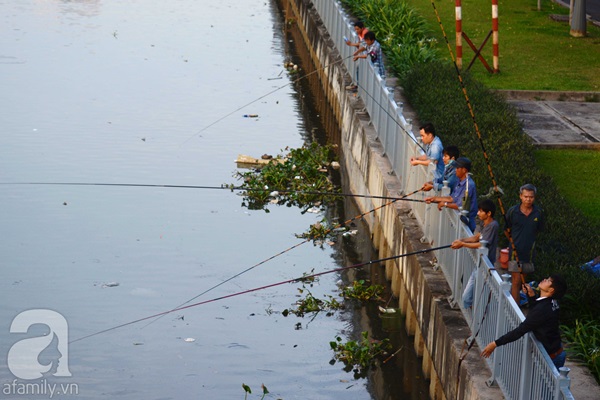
top-left (425, 157), bottom-right (477, 232)
top-left (410, 123), bottom-right (444, 186)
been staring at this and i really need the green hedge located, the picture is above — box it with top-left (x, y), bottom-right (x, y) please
top-left (339, 0), bottom-right (600, 382)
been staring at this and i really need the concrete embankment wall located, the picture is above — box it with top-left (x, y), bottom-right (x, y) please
top-left (281, 1), bottom-right (503, 399)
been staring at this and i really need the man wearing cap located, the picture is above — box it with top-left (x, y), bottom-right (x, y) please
top-left (410, 123), bottom-right (445, 187)
top-left (425, 157), bottom-right (477, 232)
top-left (505, 183), bottom-right (545, 304)
top-left (481, 274), bottom-right (567, 370)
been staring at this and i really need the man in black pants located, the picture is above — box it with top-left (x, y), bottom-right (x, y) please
top-left (481, 274), bottom-right (568, 370)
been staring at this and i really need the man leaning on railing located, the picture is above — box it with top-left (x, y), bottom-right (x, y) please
top-left (481, 274), bottom-right (568, 370)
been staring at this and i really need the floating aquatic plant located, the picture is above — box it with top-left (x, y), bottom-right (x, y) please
top-left (242, 383), bottom-right (270, 400)
top-left (233, 142), bottom-right (340, 213)
top-left (282, 288), bottom-right (343, 318)
top-left (341, 279), bottom-right (384, 302)
top-left (329, 331), bottom-right (391, 379)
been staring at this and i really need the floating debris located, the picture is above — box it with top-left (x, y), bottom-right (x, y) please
top-left (243, 114), bottom-right (259, 118)
top-left (378, 306), bottom-right (397, 314)
top-left (101, 282), bottom-right (120, 288)
top-left (184, 338), bottom-right (196, 342)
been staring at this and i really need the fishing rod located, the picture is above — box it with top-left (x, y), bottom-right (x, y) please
top-left (140, 186), bottom-right (427, 328)
top-left (351, 80), bottom-right (426, 153)
top-left (428, 1), bottom-right (524, 282)
top-left (179, 53), bottom-right (355, 145)
top-left (1, 181), bottom-right (435, 202)
top-left (70, 243), bottom-right (452, 344)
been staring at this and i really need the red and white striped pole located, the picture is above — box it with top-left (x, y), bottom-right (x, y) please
top-left (492, 0), bottom-right (499, 72)
top-left (455, 0), bottom-right (463, 69)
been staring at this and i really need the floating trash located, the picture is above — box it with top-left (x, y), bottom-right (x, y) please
top-left (342, 230), bottom-right (358, 237)
top-left (101, 282), bottom-right (119, 288)
top-left (184, 338), bottom-right (196, 342)
top-left (243, 114), bottom-right (259, 118)
top-left (378, 306), bottom-right (397, 314)
top-left (306, 206), bottom-right (320, 214)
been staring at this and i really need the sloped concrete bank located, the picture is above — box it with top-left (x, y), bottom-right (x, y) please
top-left (280, 0), bottom-right (503, 399)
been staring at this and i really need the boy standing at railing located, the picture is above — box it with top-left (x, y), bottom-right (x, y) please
top-left (450, 199), bottom-right (500, 308)
top-left (422, 145), bottom-right (460, 193)
top-left (345, 21), bottom-right (368, 91)
top-left (481, 274), bottom-right (568, 370)
top-left (352, 31), bottom-right (385, 79)
top-left (451, 199), bottom-right (499, 309)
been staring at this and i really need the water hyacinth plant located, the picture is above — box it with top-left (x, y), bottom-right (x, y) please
top-left (341, 279), bottom-right (385, 302)
top-left (234, 142), bottom-right (340, 213)
top-left (330, 331), bottom-right (392, 379)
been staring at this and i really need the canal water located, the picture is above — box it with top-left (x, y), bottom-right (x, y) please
top-left (0, 1), bottom-right (429, 399)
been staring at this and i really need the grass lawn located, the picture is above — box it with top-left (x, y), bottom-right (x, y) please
top-left (407, 0), bottom-right (600, 91)
top-left (535, 149), bottom-right (600, 224)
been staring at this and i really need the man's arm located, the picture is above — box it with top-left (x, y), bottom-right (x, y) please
top-left (481, 288), bottom-right (542, 358)
top-left (410, 155), bottom-right (430, 166)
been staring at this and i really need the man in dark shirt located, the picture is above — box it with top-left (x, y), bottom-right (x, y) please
top-left (481, 274), bottom-right (567, 370)
top-left (505, 183), bottom-right (545, 303)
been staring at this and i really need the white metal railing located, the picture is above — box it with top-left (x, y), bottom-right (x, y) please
top-left (311, 1), bottom-right (574, 399)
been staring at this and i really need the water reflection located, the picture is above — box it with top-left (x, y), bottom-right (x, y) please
top-left (0, 0), bottom-right (430, 398)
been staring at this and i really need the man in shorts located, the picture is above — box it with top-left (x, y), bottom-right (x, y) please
top-left (505, 183), bottom-right (544, 304)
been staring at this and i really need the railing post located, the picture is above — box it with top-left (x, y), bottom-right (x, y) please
top-left (469, 241), bottom-right (489, 341)
top-left (518, 335), bottom-right (533, 399)
top-left (422, 162), bottom-right (436, 243)
top-left (555, 367), bottom-right (571, 399)
top-left (448, 211), bottom-right (463, 308)
top-left (487, 273), bottom-right (511, 386)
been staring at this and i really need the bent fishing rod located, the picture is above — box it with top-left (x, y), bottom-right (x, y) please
top-left (429, 1), bottom-right (526, 283)
top-left (70, 243), bottom-right (452, 344)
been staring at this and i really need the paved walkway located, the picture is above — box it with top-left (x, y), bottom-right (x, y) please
top-left (499, 90), bottom-right (600, 148)
top-left (502, 1), bottom-right (600, 148)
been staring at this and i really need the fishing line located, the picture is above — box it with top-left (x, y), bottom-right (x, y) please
top-left (140, 186), bottom-right (427, 328)
top-left (69, 244), bottom-right (452, 344)
top-left (351, 80), bottom-right (425, 153)
top-left (179, 54), bottom-right (355, 146)
top-left (429, 1), bottom-right (524, 281)
top-left (0, 181), bottom-right (431, 203)
top-left (429, 5), bottom-right (525, 392)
